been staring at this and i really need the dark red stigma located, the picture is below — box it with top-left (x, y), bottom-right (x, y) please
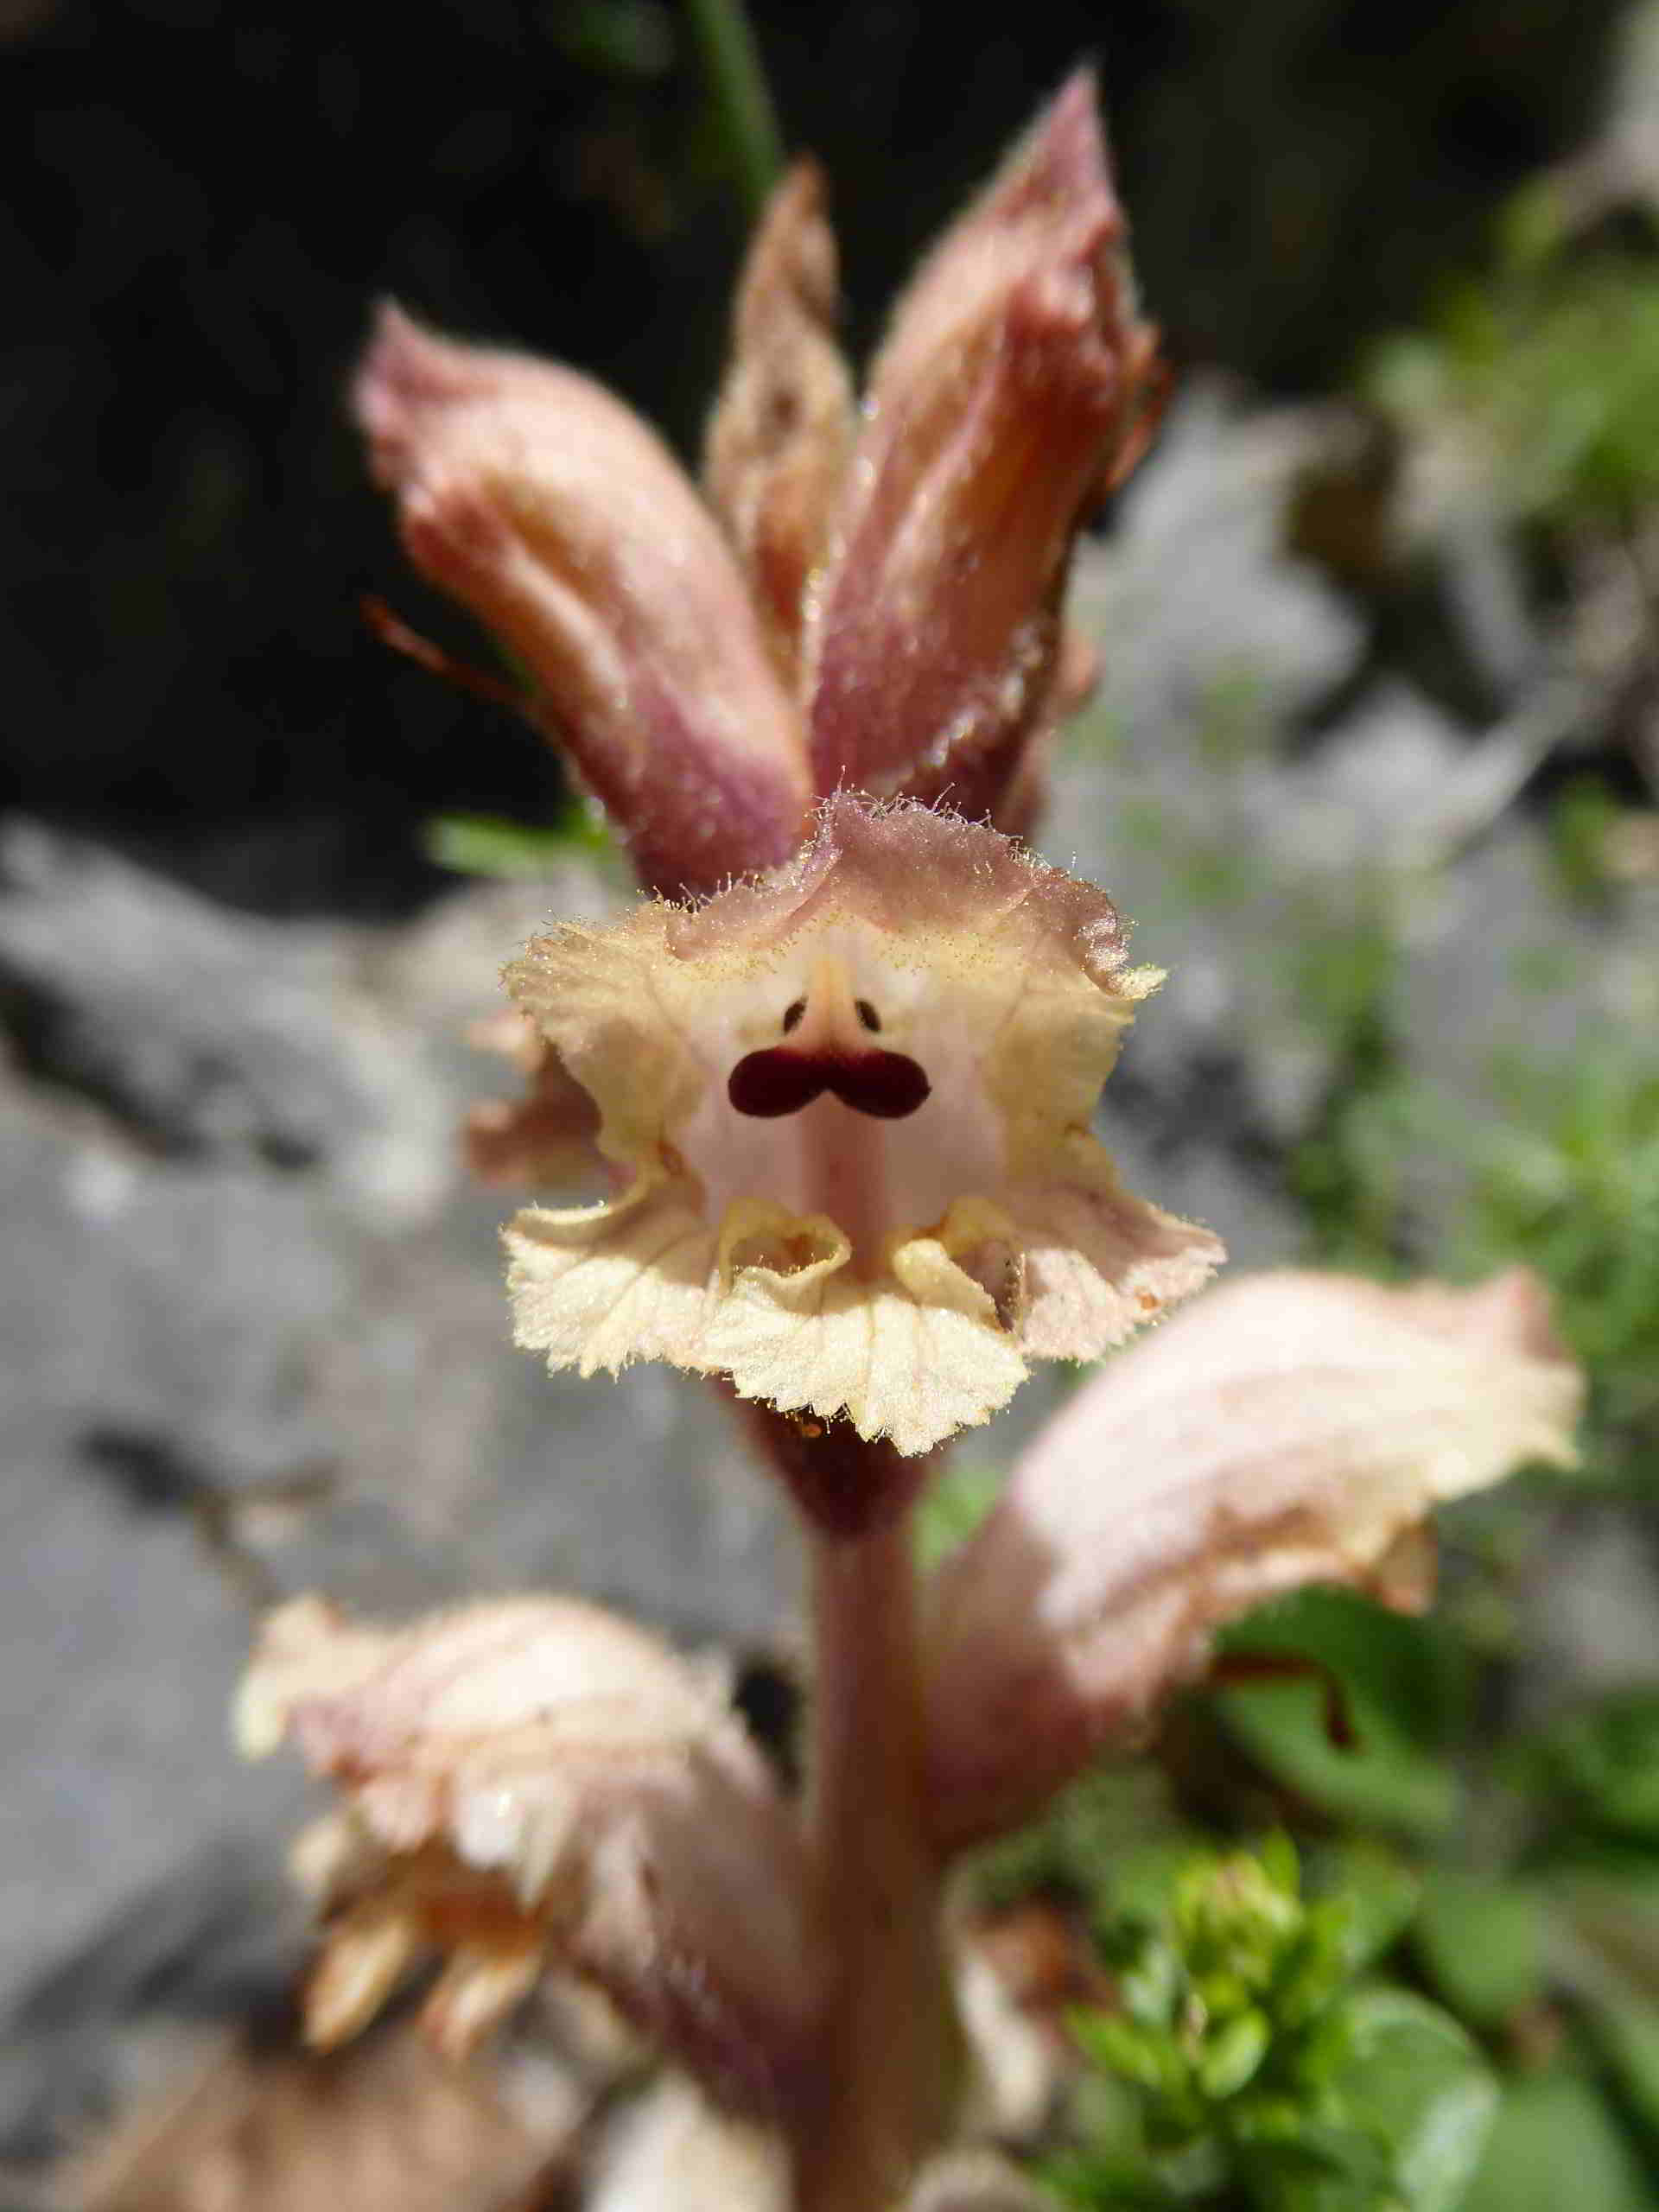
top-left (728, 1047), bottom-right (931, 1121)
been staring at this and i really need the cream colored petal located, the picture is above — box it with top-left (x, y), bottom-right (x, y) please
top-left (503, 901), bottom-right (698, 1173)
top-left (422, 1943), bottom-right (545, 2062)
top-left (996, 1137), bottom-right (1226, 1358)
top-left (923, 1268), bottom-right (1583, 1853)
top-left (707, 1222), bottom-right (1030, 1458)
top-left (235, 1594), bottom-right (397, 1759)
top-left (305, 1908), bottom-right (422, 2050)
top-left (505, 1173), bottom-right (718, 1376)
top-left (509, 1181), bottom-right (1032, 1454)
top-left (662, 793), bottom-right (1152, 994)
top-left (588, 2077), bottom-right (788, 2212)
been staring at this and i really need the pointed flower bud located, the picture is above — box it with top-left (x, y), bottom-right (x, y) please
top-left (804, 70), bottom-right (1163, 820)
top-left (356, 306), bottom-right (810, 897)
top-left (239, 1594), bottom-right (815, 2113)
top-left (922, 1268), bottom-right (1584, 1851)
top-left (358, 75), bottom-right (1164, 912)
top-left (503, 796), bottom-right (1221, 1458)
top-left (702, 159), bottom-right (855, 687)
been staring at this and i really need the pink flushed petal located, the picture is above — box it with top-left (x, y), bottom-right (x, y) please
top-left (240, 1596), bottom-right (817, 2114)
top-left (664, 791), bottom-right (1141, 985)
top-left (805, 72), bottom-right (1160, 816)
top-left (921, 1268), bottom-right (1584, 1853)
top-left (356, 305), bottom-right (810, 898)
top-left (464, 1043), bottom-right (606, 1192)
top-left (702, 160), bottom-right (855, 686)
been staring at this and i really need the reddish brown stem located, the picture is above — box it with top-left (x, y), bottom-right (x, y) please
top-left (785, 1507), bottom-right (958, 2210)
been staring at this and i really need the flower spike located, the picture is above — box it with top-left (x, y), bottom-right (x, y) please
top-left (804, 70), bottom-right (1164, 821)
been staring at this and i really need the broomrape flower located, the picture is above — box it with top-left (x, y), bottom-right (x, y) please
top-left (503, 795), bottom-right (1220, 1455)
top-left (238, 1593), bottom-right (813, 2108)
top-left (355, 74), bottom-right (1213, 1455)
top-left (923, 1266), bottom-right (1586, 1847)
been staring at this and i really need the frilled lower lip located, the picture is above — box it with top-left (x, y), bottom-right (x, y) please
top-left (727, 1045), bottom-right (931, 1120)
top-left (505, 1141), bottom-right (1227, 1455)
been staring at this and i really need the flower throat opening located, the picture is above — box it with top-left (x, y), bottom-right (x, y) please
top-left (727, 954), bottom-right (931, 1121)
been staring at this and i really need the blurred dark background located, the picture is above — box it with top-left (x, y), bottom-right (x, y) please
top-left (0, 0), bottom-right (1629, 911)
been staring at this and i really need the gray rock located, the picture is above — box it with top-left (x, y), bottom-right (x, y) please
top-left (0, 825), bottom-right (789, 2177)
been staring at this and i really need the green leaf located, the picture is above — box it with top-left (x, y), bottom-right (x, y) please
top-left (1070, 2011), bottom-right (1187, 2101)
top-left (1531, 1691), bottom-right (1659, 1844)
top-left (1198, 2009), bottom-right (1270, 2100)
top-left (1216, 1592), bottom-right (1467, 1840)
top-left (1265, 1989), bottom-right (1497, 2212)
top-left (1554, 1871), bottom-right (1659, 2150)
top-left (424, 809), bottom-right (614, 876)
top-left (1314, 1845), bottom-right (1422, 1976)
top-left (1588, 2000), bottom-right (1659, 2152)
top-left (1338, 1990), bottom-right (1497, 2212)
top-left (1460, 2070), bottom-right (1651, 2212)
top-left (1414, 1871), bottom-right (1546, 2027)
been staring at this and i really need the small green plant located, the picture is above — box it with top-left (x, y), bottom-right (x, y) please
top-left (1283, 893), bottom-right (1420, 1274)
top-left (1456, 1039), bottom-right (1659, 1488)
top-left (1370, 182), bottom-right (1659, 525)
top-left (1044, 1838), bottom-right (1492, 2211)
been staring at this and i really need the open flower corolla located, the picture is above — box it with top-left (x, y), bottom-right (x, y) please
top-left (504, 797), bottom-right (1222, 1455)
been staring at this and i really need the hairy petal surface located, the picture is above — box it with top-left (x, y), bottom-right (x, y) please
top-left (356, 305), bottom-right (810, 897)
top-left (503, 798), bottom-right (1220, 1456)
top-left (805, 70), bottom-right (1162, 818)
top-left (239, 1595), bottom-right (815, 2113)
top-left (703, 160), bottom-right (855, 688)
top-left (923, 1268), bottom-right (1584, 1851)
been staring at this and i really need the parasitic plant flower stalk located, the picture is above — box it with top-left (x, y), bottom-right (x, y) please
top-left (248, 63), bottom-right (1596, 2212)
top-left (343, 78), bottom-right (1185, 2201)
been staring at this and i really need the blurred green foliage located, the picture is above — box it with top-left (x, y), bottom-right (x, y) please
top-left (1370, 180), bottom-right (1659, 524)
top-left (425, 806), bottom-right (619, 875)
top-left (1039, 1840), bottom-right (1493, 2211)
top-left (1450, 1042), bottom-right (1659, 1484)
